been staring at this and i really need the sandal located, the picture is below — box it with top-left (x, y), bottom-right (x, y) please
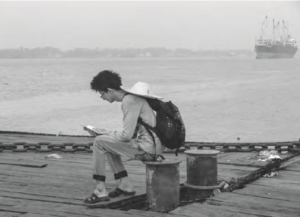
top-left (108, 187), bottom-right (136, 198)
top-left (83, 193), bottom-right (110, 205)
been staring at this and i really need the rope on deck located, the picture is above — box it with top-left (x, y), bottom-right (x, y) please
top-left (222, 150), bottom-right (300, 192)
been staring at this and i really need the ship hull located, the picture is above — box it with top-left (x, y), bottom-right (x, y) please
top-left (255, 44), bottom-right (298, 59)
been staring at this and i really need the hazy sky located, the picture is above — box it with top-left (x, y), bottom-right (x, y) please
top-left (1, 1), bottom-right (299, 50)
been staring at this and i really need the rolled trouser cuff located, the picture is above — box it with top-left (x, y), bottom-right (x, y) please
top-left (114, 170), bottom-right (128, 180)
top-left (93, 174), bottom-right (106, 182)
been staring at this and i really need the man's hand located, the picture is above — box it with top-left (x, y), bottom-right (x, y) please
top-left (91, 128), bottom-right (110, 135)
top-left (83, 126), bottom-right (110, 136)
top-left (83, 125), bottom-right (99, 136)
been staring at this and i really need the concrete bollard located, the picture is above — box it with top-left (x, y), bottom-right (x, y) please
top-left (144, 160), bottom-right (181, 212)
top-left (184, 150), bottom-right (220, 201)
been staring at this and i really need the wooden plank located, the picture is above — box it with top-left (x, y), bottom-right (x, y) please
top-left (217, 152), bottom-right (294, 168)
top-left (0, 198), bottom-right (143, 217)
top-left (0, 153), bottom-right (93, 165)
top-left (0, 191), bottom-right (84, 205)
top-left (0, 211), bottom-right (22, 217)
top-left (0, 164), bottom-right (145, 183)
top-left (0, 162), bottom-right (248, 186)
top-left (0, 205), bottom-right (93, 217)
top-left (248, 179), bottom-right (300, 190)
top-left (0, 175), bottom-right (145, 194)
top-left (0, 184), bottom-right (145, 209)
top-left (0, 160), bottom-right (93, 173)
top-left (279, 157), bottom-right (300, 169)
top-left (3, 151), bottom-right (299, 217)
top-left (0, 155), bottom-right (147, 191)
top-left (0, 133), bottom-right (94, 144)
top-left (0, 173), bottom-right (95, 188)
top-left (14, 203), bottom-right (132, 217)
top-left (175, 202), bottom-right (299, 217)
top-left (0, 183), bottom-right (95, 199)
top-left (0, 151), bottom-right (261, 196)
top-left (171, 203), bottom-right (259, 217)
top-left (206, 193), bottom-right (300, 215)
top-left (0, 197), bottom-right (78, 211)
top-left (281, 160), bottom-right (300, 172)
top-left (233, 184), bottom-right (300, 202)
top-left (217, 152), bottom-right (268, 167)
top-left (128, 209), bottom-right (187, 217)
top-left (0, 177), bottom-right (135, 197)
top-left (85, 192), bottom-right (146, 209)
top-left (0, 186), bottom-right (87, 200)
top-left (20, 214), bottom-right (57, 217)
top-left (1, 152), bottom-right (93, 164)
top-left (0, 205), bottom-right (25, 216)
top-left (271, 169), bottom-right (300, 177)
top-left (0, 164), bottom-right (93, 179)
top-left (0, 172), bottom-right (146, 211)
top-left (0, 153), bottom-right (258, 171)
top-left (0, 158), bottom-right (47, 168)
top-left (249, 175), bottom-right (300, 187)
top-left (217, 152), bottom-right (238, 159)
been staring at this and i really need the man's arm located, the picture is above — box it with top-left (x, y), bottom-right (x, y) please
top-left (109, 97), bottom-right (141, 142)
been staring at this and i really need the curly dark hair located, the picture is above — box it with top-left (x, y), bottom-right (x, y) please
top-left (90, 70), bottom-right (122, 92)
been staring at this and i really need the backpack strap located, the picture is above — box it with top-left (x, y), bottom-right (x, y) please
top-left (138, 118), bottom-right (165, 161)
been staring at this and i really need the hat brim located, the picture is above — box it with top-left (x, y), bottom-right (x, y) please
top-left (120, 86), bottom-right (163, 100)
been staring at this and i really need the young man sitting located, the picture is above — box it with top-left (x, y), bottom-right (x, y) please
top-left (84, 70), bottom-right (164, 206)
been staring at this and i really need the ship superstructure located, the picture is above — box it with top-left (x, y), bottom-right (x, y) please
top-left (255, 16), bottom-right (298, 59)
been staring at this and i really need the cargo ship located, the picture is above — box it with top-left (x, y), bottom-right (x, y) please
top-left (255, 16), bottom-right (298, 59)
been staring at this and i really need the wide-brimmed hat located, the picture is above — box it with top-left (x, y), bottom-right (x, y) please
top-left (120, 82), bottom-right (163, 99)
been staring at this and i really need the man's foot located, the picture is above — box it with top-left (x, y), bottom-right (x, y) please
top-left (94, 188), bottom-right (109, 198)
top-left (83, 188), bottom-right (110, 206)
top-left (83, 192), bottom-right (110, 205)
top-left (118, 182), bottom-right (135, 193)
top-left (108, 176), bottom-right (135, 198)
top-left (108, 187), bottom-right (136, 198)
top-left (109, 181), bottom-right (135, 198)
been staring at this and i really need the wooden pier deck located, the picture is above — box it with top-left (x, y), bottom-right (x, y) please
top-left (171, 156), bottom-right (300, 217)
top-left (1, 149), bottom-right (299, 217)
top-left (0, 131), bottom-right (299, 217)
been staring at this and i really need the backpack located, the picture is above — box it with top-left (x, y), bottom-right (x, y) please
top-left (138, 98), bottom-right (186, 156)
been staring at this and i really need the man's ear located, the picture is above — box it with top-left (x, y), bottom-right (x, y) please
top-left (108, 88), bottom-right (117, 95)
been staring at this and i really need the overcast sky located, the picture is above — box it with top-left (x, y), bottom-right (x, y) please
top-left (0, 1), bottom-right (299, 50)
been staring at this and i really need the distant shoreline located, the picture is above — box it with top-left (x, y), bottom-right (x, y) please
top-left (0, 47), bottom-right (256, 59)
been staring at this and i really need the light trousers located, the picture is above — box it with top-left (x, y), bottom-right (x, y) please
top-left (92, 134), bottom-right (149, 181)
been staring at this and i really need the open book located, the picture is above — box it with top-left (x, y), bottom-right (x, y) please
top-left (82, 125), bottom-right (102, 137)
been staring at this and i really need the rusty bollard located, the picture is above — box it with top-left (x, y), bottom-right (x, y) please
top-left (144, 160), bottom-right (181, 212)
top-left (183, 150), bottom-right (220, 201)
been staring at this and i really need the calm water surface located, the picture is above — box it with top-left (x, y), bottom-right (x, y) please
top-left (1, 58), bottom-right (300, 142)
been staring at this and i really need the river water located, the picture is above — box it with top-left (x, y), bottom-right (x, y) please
top-left (1, 57), bottom-right (300, 142)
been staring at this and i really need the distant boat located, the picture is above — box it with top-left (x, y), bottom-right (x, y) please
top-left (255, 16), bottom-right (298, 59)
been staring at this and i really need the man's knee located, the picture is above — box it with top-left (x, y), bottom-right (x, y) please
top-left (93, 135), bottom-right (104, 149)
top-left (93, 135), bottom-right (112, 150)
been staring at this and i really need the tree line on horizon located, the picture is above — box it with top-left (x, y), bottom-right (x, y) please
top-left (0, 47), bottom-right (255, 58)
